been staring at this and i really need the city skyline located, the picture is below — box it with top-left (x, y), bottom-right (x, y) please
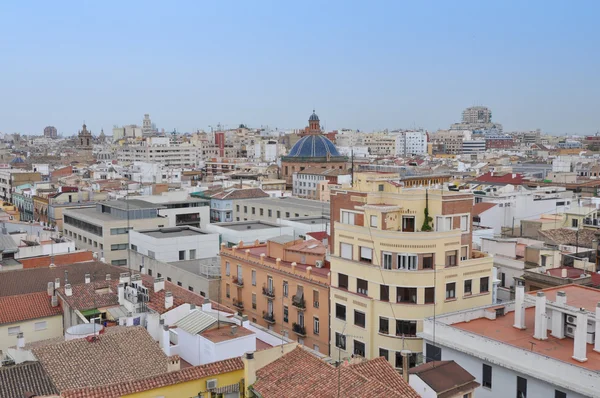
top-left (0, 1), bottom-right (598, 134)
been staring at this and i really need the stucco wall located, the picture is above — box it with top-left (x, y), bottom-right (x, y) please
top-left (0, 315), bottom-right (63, 351)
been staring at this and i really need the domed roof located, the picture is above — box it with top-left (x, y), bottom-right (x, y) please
top-left (309, 110), bottom-right (319, 122)
top-left (288, 134), bottom-right (341, 158)
top-left (10, 156), bottom-right (26, 164)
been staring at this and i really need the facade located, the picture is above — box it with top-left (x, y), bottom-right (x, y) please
top-left (292, 167), bottom-right (351, 200)
top-left (421, 284), bottom-right (600, 398)
top-left (462, 139), bottom-right (486, 154)
top-left (117, 141), bottom-right (197, 167)
top-left (328, 187), bottom-right (494, 370)
top-left (430, 130), bottom-right (466, 154)
top-left (43, 126), bottom-right (58, 139)
top-left (281, 111), bottom-right (348, 187)
top-left (393, 130), bottom-right (428, 157)
top-left (220, 236), bottom-right (331, 353)
top-left (485, 134), bottom-right (514, 149)
top-left (233, 196), bottom-right (331, 222)
top-left (205, 221), bottom-right (294, 246)
top-left (0, 170), bottom-right (42, 202)
top-left (77, 123), bottom-right (93, 149)
top-left (209, 188), bottom-right (270, 223)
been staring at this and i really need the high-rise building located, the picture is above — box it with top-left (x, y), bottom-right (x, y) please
top-left (328, 185), bottom-right (494, 370)
top-left (462, 106), bottom-right (493, 124)
top-left (142, 114), bottom-right (153, 136)
top-left (43, 126), bottom-right (57, 139)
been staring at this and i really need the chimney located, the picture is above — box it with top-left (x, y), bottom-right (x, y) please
top-left (47, 282), bottom-right (54, 296)
top-left (534, 292), bottom-right (547, 340)
top-left (572, 308), bottom-right (588, 362)
top-left (291, 262), bottom-right (297, 274)
top-left (16, 332), bottom-right (25, 349)
top-left (306, 266), bottom-right (312, 278)
top-left (202, 297), bottom-right (212, 312)
top-left (595, 303), bottom-right (600, 354)
top-left (161, 325), bottom-right (171, 356)
top-left (513, 284), bottom-right (526, 329)
top-left (189, 303), bottom-right (196, 312)
top-left (64, 284), bottom-right (73, 297)
top-left (154, 277), bottom-right (165, 293)
top-left (118, 283), bottom-right (125, 306)
top-left (231, 325), bottom-right (238, 335)
top-left (275, 258), bottom-right (281, 269)
top-left (84, 273), bottom-right (91, 284)
top-left (561, 268), bottom-right (568, 278)
top-left (260, 253), bottom-right (265, 264)
top-left (245, 249), bottom-right (250, 259)
top-left (400, 350), bottom-right (411, 382)
top-left (551, 291), bottom-right (566, 339)
top-left (140, 265), bottom-right (146, 275)
top-left (105, 274), bottom-right (111, 281)
top-left (54, 278), bottom-right (60, 289)
top-left (119, 272), bottom-right (130, 284)
top-left (243, 351), bottom-right (256, 397)
top-left (165, 291), bottom-right (173, 309)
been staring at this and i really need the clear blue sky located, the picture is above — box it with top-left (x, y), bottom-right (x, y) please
top-left (0, 1), bottom-right (598, 135)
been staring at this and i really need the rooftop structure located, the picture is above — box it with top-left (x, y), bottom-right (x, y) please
top-left (0, 361), bottom-right (58, 398)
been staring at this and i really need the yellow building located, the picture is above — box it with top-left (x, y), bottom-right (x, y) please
top-left (328, 187), bottom-right (493, 369)
top-left (353, 171), bottom-right (450, 193)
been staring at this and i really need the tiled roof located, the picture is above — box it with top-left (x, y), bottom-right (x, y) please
top-left (210, 188), bottom-right (270, 200)
top-left (56, 281), bottom-right (119, 311)
top-left (409, 360), bottom-right (478, 396)
top-left (0, 361), bottom-right (58, 398)
top-left (61, 357), bottom-right (243, 398)
top-left (32, 327), bottom-right (169, 391)
top-left (474, 172), bottom-right (526, 184)
top-left (0, 291), bottom-right (62, 325)
top-left (539, 228), bottom-right (598, 248)
top-left (252, 347), bottom-right (419, 398)
top-left (0, 262), bottom-right (123, 297)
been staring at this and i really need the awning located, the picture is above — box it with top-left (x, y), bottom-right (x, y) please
top-left (79, 308), bottom-right (101, 317)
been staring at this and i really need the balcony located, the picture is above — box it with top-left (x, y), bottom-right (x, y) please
top-left (292, 295), bottom-right (306, 311)
top-left (232, 275), bottom-right (244, 287)
top-left (262, 285), bottom-right (275, 298)
top-left (262, 311), bottom-right (275, 324)
top-left (292, 322), bottom-right (306, 337)
top-left (583, 218), bottom-right (600, 228)
top-left (232, 299), bottom-right (244, 310)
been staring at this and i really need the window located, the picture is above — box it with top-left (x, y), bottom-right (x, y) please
top-left (188, 286), bottom-right (194, 292)
top-left (335, 303), bottom-right (346, 320)
top-left (460, 246), bottom-right (468, 261)
top-left (382, 252), bottom-right (392, 270)
top-left (359, 247), bottom-right (373, 263)
top-left (110, 227), bottom-right (131, 235)
top-left (167, 277), bottom-right (172, 282)
top-left (252, 293), bottom-right (256, 309)
top-left (34, 321), bottom-right (47, 331)
top-left (357, 278), bottom-right (368, 295)
top-left (148, 250), bottom-right (155, 259)
top-left (378, 184), bottom-right (384, 191)
top-left (436, 216), bottom-right (452, 232)
top-left (460, 215), bottom-right (469, 232)
top-left (517, 376), bottom-right (527, 398)
top-left (335, 332), bottom-right (346, 349)
top-left (395, 351), bottom-right (418, 369)
top-left (283, 281), bottom-right (288, 297)
top-left (111, 243), bottom-right (127, 251)
top-left (277, 210), bottom-right (281, 218)
top-left (283, 306), bottom-right (289, 323)
top-left (380, 285), bottom-right (389, 301)
top-left (285, 212), bottom-right (290, 218)
top-left (572, 219), bottom-right (578, 228)
top-left (148, 269), bottom-right (153, 276)
top-left (130, 244), bottom-right (137, 251)
top-left (422, 254), bottom-right (433, 269)
top-left (425, 287), bottom-right (435, 304)
top-left (464, 279), bottom-right (472, 295)
top-left (426, 343), bottom-right (441, 362)
top-left (501, 272), bottom-right (506, 288)
top-left (396, 320), bottom-right (417, 337)
top-left (226, 284), bottom-right (230, 298)
top-left (379, 348), bottom-right (389, 360)
top-left (8, 326), bottom-right (20, 335)
top-left (179, 250), bottom-right (185, 260)
top-left (252, 270), bottom-right (256, 286)
top-left (236, 205), bottom-right (240, 212)
top-left (446, 283), bottom-right (456, 300)
top-left (445, 250), bottom-right (457, 267)
top-left (341, 211), bottom-right (355, 225)
top-left (338, 273), bottom-right (349, 290)
top-left (313, 317), bottom-right (320, 335)
top-left (189, 249), bottom-right (196, 260)
top-left (354, 310), bottom-right (366, 328)
top-left (177, 281), bottom-right (182, 287)
top-left (480, 277), bottom-right (489, 293)
top-left (340, 243), bottom-right (353, 260)
top-left (268, 209), bottom-right (272, 217)
top-left (398, 254), bottom-right (417, 270)
top-left (226, 262), bottom-right (230, 276)
top-left (555, 391), bottom-right (566, 398)
top-left (370, 215), bottom-right (378, 227)
top-left (111, 259), bottom-right (127, 266)
top-left (259, 208), bottom-right (263, 216)
top-left (482, 364), bottom-right (492, 388)
top-left (379, 317), bottom-right (389, 334)
top-left (396, 287), bottom-right (417, 304)
top-left (313, 290), bottom-right (319, 308)
top-left (354, 340), bottom-right (366, 357)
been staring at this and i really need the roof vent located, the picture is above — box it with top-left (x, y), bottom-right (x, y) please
top-left (231, 325), bottom-right (238, 335)
top-left (247, 225), bottom-right (252, 229)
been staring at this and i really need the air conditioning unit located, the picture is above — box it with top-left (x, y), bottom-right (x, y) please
top-left (566, 315), bottom-right (577, 325)
top-left (206, 379), bottom-right (218, 390)
top-left (315, 260), bottom-right (324, 268)
top-left (566, 325), bottom-right (576, 338)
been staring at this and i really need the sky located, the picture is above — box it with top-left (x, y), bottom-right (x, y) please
top-left (0, 1), bottom-right (599, 136)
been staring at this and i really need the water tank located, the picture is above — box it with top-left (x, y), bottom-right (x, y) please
top-left (65, 323), bottom-right (104, 341)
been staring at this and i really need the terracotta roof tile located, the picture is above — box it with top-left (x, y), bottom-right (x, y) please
top-left (211, 188), bottom-right (269, 200)
top-left (56, 282), bottom-right (118, 311)
top-left (0, 361), bottom-right (58, 398)
top-left (409, 360), bottom-right (478, 395)
top-left (0, 291), bottom-right (62, 325)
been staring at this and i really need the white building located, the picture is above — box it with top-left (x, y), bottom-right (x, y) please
top-left (420, 284), bottom-right (599, 398)
top-left (278, 216), bottom-right (330, 239)
top-left (130, 226), bottom-right (220, 263)
top-left (205, 221), bottom-right (294, 246)
top-left (136, 191), bottom-right (210, 230)
top-left (117, 141), bottom-right (197, 167)
top-left (292, 168), bottom-right (350, 200)
top-left (462, 139), bottom-right (486, 155)
top-left (393, 130), bottom-right (428, 157)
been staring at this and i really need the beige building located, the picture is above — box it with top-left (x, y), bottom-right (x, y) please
top-left (62, 200), bottom-right (166, 266)
top-left (328, 187), bottom-right (493, 370)
top-left (234, 196), bottom-right (330, 222)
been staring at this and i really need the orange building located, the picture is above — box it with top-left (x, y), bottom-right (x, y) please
top-left (220, 235), bottom-right (331, 354)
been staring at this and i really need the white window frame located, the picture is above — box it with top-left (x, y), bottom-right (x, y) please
top-left (370, 215), bottom-right (378, 228)
top-left (360, 246), bottom-right (373, 262)
top-left (8, 326), bottom-right (20, 335)
top-left (397, 254), bottom-right (418, 270)
top-left (341, 211), bottom-right (356, 225)
top-left (34, 321), bottom-right (47, 331)
top-left (446, 282), bottom-right (456, 300)
top-left (382, 252), bottom-right (392, 270)
top-left (225, 262), bottom-right (230, 276)
top-left (435, 216), bottom-right (453, 232)
top-left (340, 243), bottom-right (353, 260)
top-left (252, 270), bottom-right (257, 286)
top-left (314, 317), bottom-right (320, 335)
top-left (460, 215), bottom-right (469, 232)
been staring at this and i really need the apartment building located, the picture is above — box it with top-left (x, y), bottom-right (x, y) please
top-left (62, 200), bottom-right (167, 265)
top-left (328, 187), bottom-right (493, 371)
top-left (0, 170), bottom-right (42, 202)
top-left (233, 197), bottom-right (330, 222)
top-left (292, 167), bottom-right (351, 200)
top-left (392, 130), bottom-right (428, 157)
top-left (117, 140), bottom-right (197, 167)
top-left (220, 236), bottom-right (331, 353)
top-left (430, 130), bottom-right (467, 154)
top-left (363, 132), bottom-right (396, 156)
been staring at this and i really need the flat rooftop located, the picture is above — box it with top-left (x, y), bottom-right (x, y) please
top-left (102, 199), bottom-right (165, 210)
top-left (286, 215), bottom-right (330, 225)
top-left (454, 285), bottom-right (600, 371)
top-left (213, 221), bottom-right (282, 231)
top-left (64, 207), bottom-right (119, 222)
top-left (138, 227), bottom-right (209, 238)
top-left (244, 197), bottom-right (330, 216)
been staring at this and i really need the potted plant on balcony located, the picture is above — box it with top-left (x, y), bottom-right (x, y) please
top-left (421, 189), bottom-right (433, 232)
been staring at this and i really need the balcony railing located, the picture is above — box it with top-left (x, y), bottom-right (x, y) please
top-left (583, 218), bottom-right (600, 227)
top-left (292, 295), bottom-right (306, 310)
top-left (292, 322), bottom-right (306, 336)
top-left (232, 275), bottom-right (244, 287)
top-left (262, 311), bottom-right (275, 324)
top-left (232, 299), bottom-right (244, 309)
top-left (262, 285), bottom-right (275, 298)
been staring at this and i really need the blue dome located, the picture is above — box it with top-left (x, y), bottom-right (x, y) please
top-left (309, 110), bottom-right (319, 121)
top-left (288, 135), bottom-right (341, 157)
